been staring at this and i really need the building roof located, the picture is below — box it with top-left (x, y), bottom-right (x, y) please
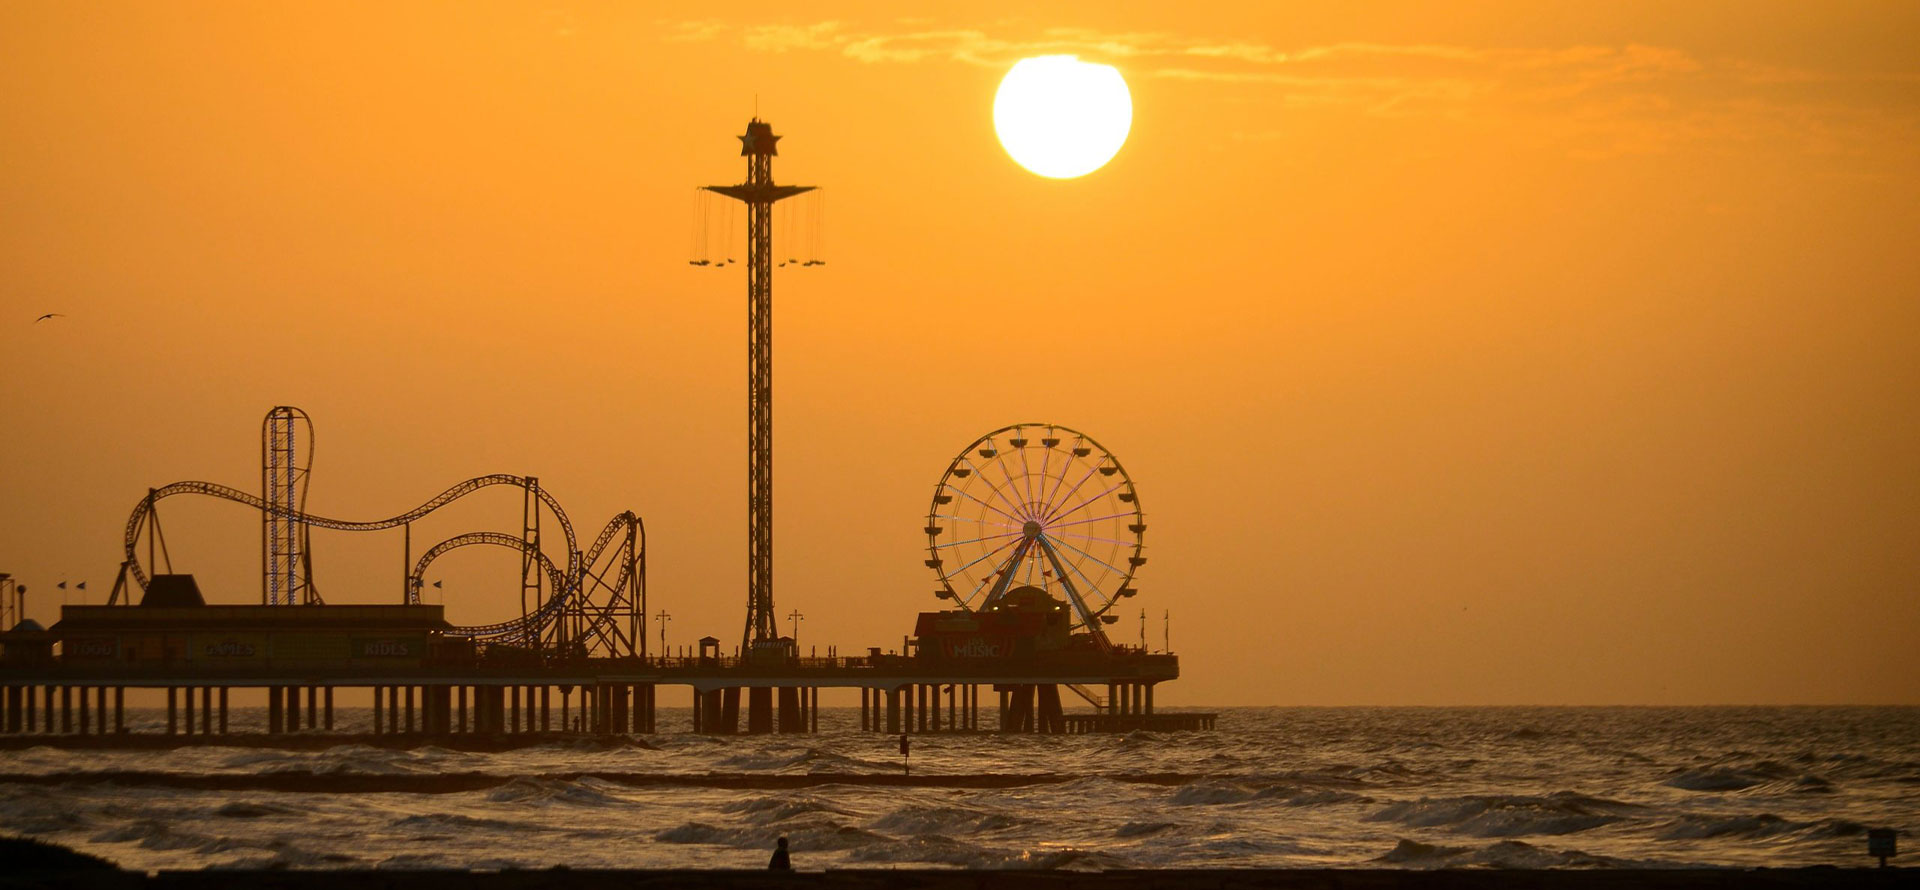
top-left (140, 574), bottom-right (206, 608)
top-left (3, 618), bottom-right (47, 635)
top-left (52, 604), bottom-right (453, 633)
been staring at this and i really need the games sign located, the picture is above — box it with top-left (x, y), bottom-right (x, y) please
top-left (200, 638), bottom-right (259, 658)
top-left (354, 637), bottom-right (419, 659)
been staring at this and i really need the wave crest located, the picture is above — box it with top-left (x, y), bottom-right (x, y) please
top-left (1365, 792), bottom-right (1640, 837)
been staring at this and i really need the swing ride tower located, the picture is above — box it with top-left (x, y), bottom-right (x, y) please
top-left (703, 120), bottom-right (814, 661)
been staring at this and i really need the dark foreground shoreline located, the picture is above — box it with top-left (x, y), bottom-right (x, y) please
top-left (3, 868), bottom-right (1908, 890)
top-left (2, 839), bottom-right (1905, 890)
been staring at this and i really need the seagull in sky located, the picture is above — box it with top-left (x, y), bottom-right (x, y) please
top-left (35, 313), bottom-right (65, 323)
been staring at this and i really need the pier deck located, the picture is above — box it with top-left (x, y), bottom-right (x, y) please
top-left (0, 652), bottom-right (1205, 740)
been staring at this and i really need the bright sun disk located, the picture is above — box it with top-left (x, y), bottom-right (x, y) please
top-left (994, 56), bottom-right (1132, 179)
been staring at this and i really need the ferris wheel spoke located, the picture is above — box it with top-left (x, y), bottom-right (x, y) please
top-left (1043, 511), bottom-right (1136, 534)
top-left (986, 451), bottom-right (1034, 519)
top-left (1046, 555), bottom-right (1122, 625)
top-left (1043, 481), bottom-right (1126, 525)
top-left (1017, 445), bottom-right (1039, 513)
top-left (1047, 531), bottom-right (1142, 547)
top-left (1056, 551), bottom-right (1115, 619)
top-left (933, 513), bottom-right (1023, 532)
top-left (946, 534), bottom-right (1025, 579)
top-left (1044, 532), bottom-right (1131, 586)
top-left (959, 572), bottom-right (995, 607)
top-left (942, 529), bottom-right (1023, 548)
top-left (968, 456), bottom-right (1033, 520)
top-left (1035, 536), bottom-right (1105, 630)
top-left (1035, 444), bottom-right (1055, 516)
top-left (1040, 441), bottom-right (1083, 518)
top-left (949, 484), bottom-right (1026, 527)
top-left (1038, 463), bottom-right (1102, 525)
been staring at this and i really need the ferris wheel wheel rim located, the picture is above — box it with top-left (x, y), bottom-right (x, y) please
top-left (925, 422), bottom-right (1146, 619)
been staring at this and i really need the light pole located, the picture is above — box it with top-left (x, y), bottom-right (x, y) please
top-left (787, 609), bottom-right (804, 644)
top-left (655, 609), bottom-right (671, 660)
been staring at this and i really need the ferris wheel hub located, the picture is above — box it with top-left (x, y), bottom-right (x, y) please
top-left (1022, 520), bottom-right (1042, 539)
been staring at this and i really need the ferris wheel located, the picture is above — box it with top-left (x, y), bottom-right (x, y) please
top-left (924, 423), bottom-right (1146, 635)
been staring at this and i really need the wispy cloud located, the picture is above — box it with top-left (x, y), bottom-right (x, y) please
top-left (660, 19), bottom-right (727, 43)
top-left (661, 20), bottom-right (1920, 162)
top-left (743, 22), bottom-right (845, 53)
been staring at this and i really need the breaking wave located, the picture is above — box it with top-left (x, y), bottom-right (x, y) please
top-left (1375, 838), bottom-right (1638, 868)
top-left (1365, 792), bottom-right (1643, 837)
top-left (1654, 813), bottom-right (1864, 841)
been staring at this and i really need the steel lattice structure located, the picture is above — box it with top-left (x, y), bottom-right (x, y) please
top-left (112, 410), bottom-right (647, 656)
top-left (261, 406), bottom-right (316, 605)
top-left (704, 120), bottom-right (814, 653)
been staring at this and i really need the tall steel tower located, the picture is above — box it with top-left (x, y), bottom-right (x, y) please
top-left (261, 405), bottom-right (317, 605)
top-left (705, 120), bottom-right (814, 653)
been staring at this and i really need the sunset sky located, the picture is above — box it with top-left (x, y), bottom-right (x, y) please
top-left (3, 1), bottom-right (1916, 705)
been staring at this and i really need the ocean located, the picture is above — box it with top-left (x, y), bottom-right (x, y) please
top-left (1, 706), bottom-right (1913, 871)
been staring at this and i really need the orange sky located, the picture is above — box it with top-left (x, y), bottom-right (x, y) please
top-left (3, 1), bottom-right (1917, 704)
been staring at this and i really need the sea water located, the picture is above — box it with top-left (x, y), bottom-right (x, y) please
top-left (1, 706), bottom-right (1913, 871)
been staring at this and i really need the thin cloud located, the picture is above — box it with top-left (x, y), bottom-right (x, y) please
top-left (660, 19), bottom-right (727, 43)
top-left (743, 22), bottom-right (845, 53)
top-left (659, 20), bottom-right (1920, 161)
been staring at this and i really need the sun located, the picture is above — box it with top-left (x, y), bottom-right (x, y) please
top-left (993, 56), bottom-right (1132, 179)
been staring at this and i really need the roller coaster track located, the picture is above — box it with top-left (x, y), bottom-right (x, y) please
top-left (572, 511), bottom-right (646, 656)
top-left (403, 512), bottom-right (643, 650)
top-left (407, 532), bottom-right (570, 644)
top-left (125, 475), bottom-right (578, 589)
top-left (121, 475), bottom-right (588, 643)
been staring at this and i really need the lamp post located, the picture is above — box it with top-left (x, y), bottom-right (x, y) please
top-left (655, 609), bottom-right (671, 661)
top-left (787, 609), bottom-right (804, 644)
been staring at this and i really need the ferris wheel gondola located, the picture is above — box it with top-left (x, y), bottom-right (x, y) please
top-left (924, 423), bottom-right (1145, 640)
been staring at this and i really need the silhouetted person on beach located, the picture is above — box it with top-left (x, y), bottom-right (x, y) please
top-left (768, 836), bottom-right (791, 870)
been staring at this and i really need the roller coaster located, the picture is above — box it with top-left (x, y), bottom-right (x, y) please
top-left (107, 408), bottom-right (646, 658)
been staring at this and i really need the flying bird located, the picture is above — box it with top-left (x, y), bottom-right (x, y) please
top-left (35, 313), bottom-right (65, 323)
